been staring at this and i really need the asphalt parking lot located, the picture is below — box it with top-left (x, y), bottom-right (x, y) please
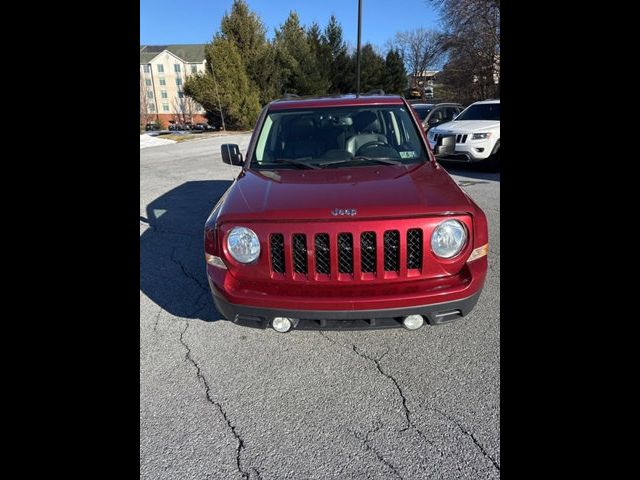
top-left (140, 133), bottom-right (500, 479)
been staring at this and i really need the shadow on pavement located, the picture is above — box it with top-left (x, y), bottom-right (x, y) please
top-left (439, 161), bottom-right (501, 182)
top-left (140, 180), bottom-right (233, 322)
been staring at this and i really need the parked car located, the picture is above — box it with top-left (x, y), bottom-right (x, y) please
top-left (194, 122), bottom-right (215, 131)
top-left (145, 123), bottom-right (159, 131)
top-left (411, 103), bottom-right (464, 132)
top-left (204, 94), bottom-right (488, 333)
top-left (427, 99), bottom-right (500, 169)
top-left (169, 122), bottom-right (189, 131)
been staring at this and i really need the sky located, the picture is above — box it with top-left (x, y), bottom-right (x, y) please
top-left (140, 0), bottom-right (441, 50)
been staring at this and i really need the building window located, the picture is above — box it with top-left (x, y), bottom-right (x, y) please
top-left (191, 65), bottom-right (197, 73)
top-left (157, 64), bottom-right (164, 73)
top-left (145, 79), bottom-right (152, 86)
top-left (143, 65), bottom-right (150, 73)
top-left (148, 103), bottom-right (155, 112)
top-left (159, 78), bottom-right (166, 86)
top-left (176, 77), bottom-right (182, 86)
top-left (174, 64), bottom-right (181, 73)
top-left (161, 90), bottom-right (168, 99)
top-left (178, 92), bottom-right (184, 99)
top-left (147, 91), bottom-right (154, 99)
top-left (162, 104), bottom-right (169, 112)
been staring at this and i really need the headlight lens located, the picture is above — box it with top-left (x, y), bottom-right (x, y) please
top-left (226, 227), bottom-right (260, 263)
top-left (472, 132), bottom-right (492, 140)
top-left (431, 220), bottom-right (467, 258)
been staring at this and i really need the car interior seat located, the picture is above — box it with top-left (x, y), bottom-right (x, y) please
top-left (345, 111), bottom-right (388, 155)
top-left (282, 117), bottom-right (324, 159)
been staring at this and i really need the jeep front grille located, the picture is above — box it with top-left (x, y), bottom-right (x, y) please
top-left (269, 228), bottom-right (424, 280)
top-left (432, 133), bottom-right (467, 144)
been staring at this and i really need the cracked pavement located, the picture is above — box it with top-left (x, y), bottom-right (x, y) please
top-left (140, 134), bottom-right (500, 479)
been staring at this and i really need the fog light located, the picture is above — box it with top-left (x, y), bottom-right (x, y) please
top-left (272, 317), bottom-right (292, 333)
top-left (402, 315), bottom-right (424, 330)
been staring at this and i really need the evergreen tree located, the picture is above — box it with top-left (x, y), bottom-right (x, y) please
top-left (322, 15), bottom-right (352, 93)
top-left (274, 12), bottom-right (328, 95)
top-left (358, 44), bottom-right (386, 93)
top-left (383, 48), bottom-right (407, 94)
top-left (219, 0), bottom-right (275, 104)
top-left (184, 38), bottom-right (260, 130)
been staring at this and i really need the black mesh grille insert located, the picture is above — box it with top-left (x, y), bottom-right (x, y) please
top-left (383, 230), bottom-right (400, 272)
top-left (407, 229), bottom-right (423, 269)
top-left (360, 232), bottom-right (377, 273)
top-left (270, 234), bottom-right (285, 273)
top-left (292, 234), bottom-right (308, 274)
top-left (337, 233), bottom-right (353, 274)
top-left (315, 234), bottom-right (330, 274)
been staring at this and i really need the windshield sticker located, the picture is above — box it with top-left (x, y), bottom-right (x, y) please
top-left (399, 151), bottom-right (418, 159)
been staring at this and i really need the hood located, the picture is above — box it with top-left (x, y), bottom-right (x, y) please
top-left (433, 120), bottom-right (500, 133)
top-left (216, 163), bottom-right (474, 223)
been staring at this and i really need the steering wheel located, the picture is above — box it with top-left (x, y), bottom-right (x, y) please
top-left (355, 141), bottom-right (388, 155)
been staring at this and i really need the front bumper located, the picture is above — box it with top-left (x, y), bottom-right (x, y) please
top-left (211, 286), bottom-right (482, 330)
top-left (430, 136), bottom-right (494, 161)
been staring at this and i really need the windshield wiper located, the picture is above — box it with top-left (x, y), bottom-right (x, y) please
top-left (320, 156), bottom-right (405, 167)
top-left (272, 158), bottom-right (321, 170)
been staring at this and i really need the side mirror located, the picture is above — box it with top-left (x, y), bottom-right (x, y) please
top-left (221, 144), bottom-right (243, 166)
top-left (428, 117), bottom-right (441, 126)
top-left (434, 134), bottom-right (456, 156)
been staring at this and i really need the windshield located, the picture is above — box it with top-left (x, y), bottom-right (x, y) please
top-left (412, 106), bottom-right (432, 120)
top-left (250, 105), bottom-right (428, 170)
top-left (455, 103), bottom-right (500, 121)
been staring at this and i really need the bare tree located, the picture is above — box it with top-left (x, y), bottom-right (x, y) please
top-left (172, 94), bottom-right (201, 124)
top-left (429, 0), bottom-right (500, 101)
top-left (140, 73), bottom-right (155, 126)
top-left (393, 28), bottom-right (443, 89)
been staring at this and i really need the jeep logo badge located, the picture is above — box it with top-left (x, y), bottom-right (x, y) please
top-left (331, 208), bottom-right (357, 216)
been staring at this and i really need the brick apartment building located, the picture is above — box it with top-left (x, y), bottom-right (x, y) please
top-left (140, 44), bottom-right (208, 129)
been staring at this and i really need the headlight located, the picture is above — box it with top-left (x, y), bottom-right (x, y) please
top-left (226, 227), bottom-right (260, 263)
top-left (431, 220), bottom-right (467, 258)
top-left (472, 133), bottom-right (492, 140)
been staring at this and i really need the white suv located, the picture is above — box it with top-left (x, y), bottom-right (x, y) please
top-left (428, 99), bottom-right (500, 167)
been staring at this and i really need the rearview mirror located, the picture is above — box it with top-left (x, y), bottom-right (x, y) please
top-left (221, 144), bottom-right (243, 166)
top-left (434, 134), bottom-right (456, 157)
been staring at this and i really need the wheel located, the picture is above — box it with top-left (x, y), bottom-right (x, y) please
top-left (355, 141), bottom-right (388, 155)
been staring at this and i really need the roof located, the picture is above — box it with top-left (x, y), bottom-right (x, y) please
top-left (140, 44), bottom-right (206, 64)
top-left (269, 94), bottom-right (405, 111)
top-left (472, 99), bottom-right (500, 105)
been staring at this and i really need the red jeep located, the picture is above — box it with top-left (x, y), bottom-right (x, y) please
top-left (205, 94), bottom-right (488, 332)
